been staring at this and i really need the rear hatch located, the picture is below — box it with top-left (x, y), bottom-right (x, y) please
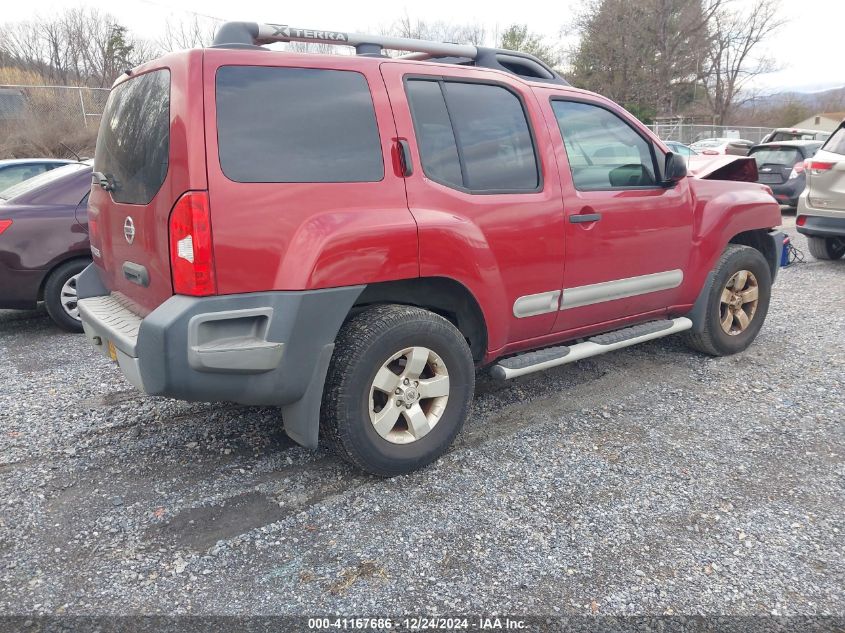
top-left (805, 124), bottom-right (845, 212)
top-left (749, 145), bottom-right (804, 185)
top-left (88, 52), bottom-right (207, 315)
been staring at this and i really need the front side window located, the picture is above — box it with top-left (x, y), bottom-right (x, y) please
top-left (552, 100), bottom-right (657, 190)
top-left (216, 66), bottom-right (383, 183)
top-left (406, 79), bottom-right (539, 192)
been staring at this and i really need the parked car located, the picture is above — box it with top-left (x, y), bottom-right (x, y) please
top-left (0, 161), bottom-right (93, 331)
top-left (0, 158), bottom-right (75, 191)
top-left (797, 120), bottom-right (845, 260)
top-left (77, 23), bottom-right (783, 476)
top-left (665, 141), bottom-right (698, 158)
top-left (690, 137), bottom-right (755, 156)
top-left (748, 140), bottom-right (823, 208)
top-left (761, 127), bottom-right (830, 144)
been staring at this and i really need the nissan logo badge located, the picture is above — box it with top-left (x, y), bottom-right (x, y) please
top-left (124, 216), bottom-right (136, 244)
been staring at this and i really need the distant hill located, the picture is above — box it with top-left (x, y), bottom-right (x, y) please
top-left (742, 86), bottom-right (845, 111)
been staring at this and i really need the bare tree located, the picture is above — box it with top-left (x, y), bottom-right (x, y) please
top-left (704, 0), bottom-right (784, 124)
top-left (380, 14), bottom-right (487, 56)
top-left (158, 16), bottom-right (219, 52)
top-left (0, 7), bottom-right (153, 87)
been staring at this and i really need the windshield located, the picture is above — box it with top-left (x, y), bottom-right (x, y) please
top-left (0, 162), bottom-right (89, 201)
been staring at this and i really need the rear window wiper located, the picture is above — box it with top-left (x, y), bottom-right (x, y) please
top-left (92, 171), bottom-right (118, 192)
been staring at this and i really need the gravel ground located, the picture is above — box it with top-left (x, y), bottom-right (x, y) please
top-left (0, 219), bottom-right (843, 618)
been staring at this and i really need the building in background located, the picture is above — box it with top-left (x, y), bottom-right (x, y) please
top-left (791, 112), bottom-right (845, 133)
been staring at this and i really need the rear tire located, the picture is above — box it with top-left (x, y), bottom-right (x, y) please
top-left (807, 235), bottom-right (845, 260)
top-left (43, 259), bottom-right (90, 333)
top-left (321, 304), bottom-right (475, 477)
top-left (685, 245), bottom-right (771, 357)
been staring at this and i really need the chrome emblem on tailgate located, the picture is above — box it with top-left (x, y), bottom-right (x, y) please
top-left (123, 217), bottom-right (135, 244)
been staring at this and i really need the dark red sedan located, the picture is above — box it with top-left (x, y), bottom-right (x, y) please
top-left (0, 161), bottom-right (93, 331)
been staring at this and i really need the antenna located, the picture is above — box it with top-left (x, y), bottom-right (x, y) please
top-left (59, 142), bottom-right (82, 162)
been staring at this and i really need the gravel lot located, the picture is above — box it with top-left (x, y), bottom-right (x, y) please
top-left (1, 219), bottom-right (843, 618)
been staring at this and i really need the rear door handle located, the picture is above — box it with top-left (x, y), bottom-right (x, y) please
top-left (397, 139), bottom-right (414, 177)
top-left (570, 213), bottom-right (602, 224)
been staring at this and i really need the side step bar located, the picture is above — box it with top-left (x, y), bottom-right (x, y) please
top-left (490, 317), bottom-right (693, 380)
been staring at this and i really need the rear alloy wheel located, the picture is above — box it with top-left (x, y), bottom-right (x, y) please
top-left (321, 304), bottom-right (474, 477)
top-left (685, 244), bottom-right (771, 356)
top-left (807, 235), bottom-right (845, 260)
top-left (43, 259), bottom-right (90, 333)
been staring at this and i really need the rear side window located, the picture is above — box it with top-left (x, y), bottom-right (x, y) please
top-left (95, 69), bottom-right (170, 205)
top-left (551, 100), bottom-right (657, 190)
top-left (822, 125), bottom-right (845, 155)
top-left (406, 79), bottom-right (539, 192)
top-left (216, 66), bottom-right (383, 183)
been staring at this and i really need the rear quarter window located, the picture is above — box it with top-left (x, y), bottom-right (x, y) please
top-left (95, 69), bottom-right (170, 205)
top-left (215, 66), bottom-right (384, 183)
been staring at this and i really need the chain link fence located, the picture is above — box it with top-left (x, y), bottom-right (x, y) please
top-left (0, 84), bottom-right (110, 159)
top-left (648, 122), bottom-right (773, 145)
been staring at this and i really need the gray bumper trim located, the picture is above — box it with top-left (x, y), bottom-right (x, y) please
top-left (77, 264), bottom-right (365, 448)
top-left (797, 214), bottom-right (845, 238)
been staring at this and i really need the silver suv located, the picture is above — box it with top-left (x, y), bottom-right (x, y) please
top-left (797, 120), bottom-right (845, 260)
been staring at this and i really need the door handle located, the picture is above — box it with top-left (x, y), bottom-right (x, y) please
top-left (396, 139), bottom-right (414, 177)
top-left (570, 213), bottom-right (602, 224)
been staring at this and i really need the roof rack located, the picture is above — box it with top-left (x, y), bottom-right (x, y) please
top-left (211, 22), bottom-right (568, 86)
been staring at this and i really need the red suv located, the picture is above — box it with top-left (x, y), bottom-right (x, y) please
top-left (78, 23), bottom-right (784, 476)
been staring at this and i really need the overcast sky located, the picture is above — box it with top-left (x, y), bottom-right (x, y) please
top-left (4, 0), bottom-right (843, 93)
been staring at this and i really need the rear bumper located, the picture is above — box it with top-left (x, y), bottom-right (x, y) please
top-left (76, 264), bottom-right (364, 447)
top-left (796, 213), bottom-right (845, 239)
top-left (769, 179), bottom-right (804, 206)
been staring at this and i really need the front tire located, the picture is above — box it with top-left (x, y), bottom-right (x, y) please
top-left (43, 259), bottom-right (90, 332)
top-left (685, 245), bottom-right (772, 356)
top-left (807, 235), bottom-right (845, 260)
top-left (321, 304), bottom-right (475, 477)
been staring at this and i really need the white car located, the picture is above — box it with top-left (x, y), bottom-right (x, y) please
top-left (797, 120), bottom-right (845, 260)
top-left (690, 137), bottom-right (755, 156)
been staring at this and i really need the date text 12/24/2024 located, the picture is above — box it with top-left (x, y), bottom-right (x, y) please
top-left (307, 617), bottom-right (528, 630)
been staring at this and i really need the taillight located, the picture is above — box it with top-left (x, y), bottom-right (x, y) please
top-left (168, 191), bottom-right (216, 296)
top-left (796, 215), bottom-right (807, 227)
top-left (807, 161), bottom-right (835, 175)
top-left (789, 161), bottom-right (804, 180)
top-left (0, 219), bottom-right (11, 235)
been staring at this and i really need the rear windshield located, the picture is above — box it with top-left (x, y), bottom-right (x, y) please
top-left (215, 66), bottom-right (383, 183)
top-left (769, 132), bottom-right (816, 142)
top-left (0, 162), bottom-right (89, 201)
top-left (750, 147), bottom-right (803, 166)
top-left (95, 69), bottom-right (170, 205)
top-left (822, 125), bottom-right (845, 155)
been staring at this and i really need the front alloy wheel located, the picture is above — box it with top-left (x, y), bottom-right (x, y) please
top-left (719, 270), bottom-right (759, 335)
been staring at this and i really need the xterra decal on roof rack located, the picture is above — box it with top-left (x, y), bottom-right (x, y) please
top-left (211, 21), bottom-right (568, 85)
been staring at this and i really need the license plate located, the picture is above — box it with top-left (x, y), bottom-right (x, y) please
top-left (107, 340), bottom-right (118, 362)
top-left (758, 174), bottom-right (781, 184)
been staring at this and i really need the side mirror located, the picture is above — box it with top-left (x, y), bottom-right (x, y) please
top-left (663, 151), bottom-right (688, 185)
